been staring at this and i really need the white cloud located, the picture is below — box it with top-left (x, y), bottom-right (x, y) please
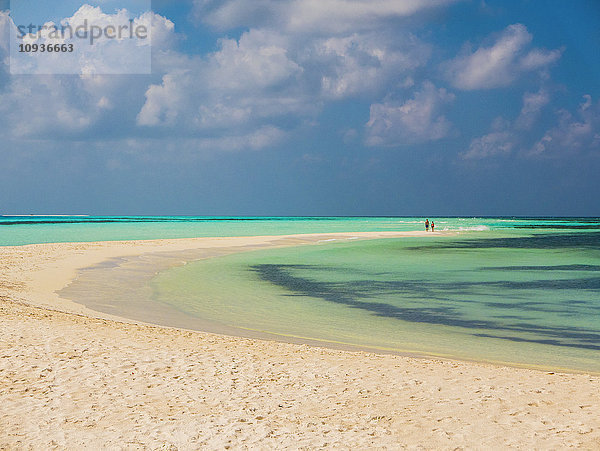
top-left (515, 88), bottom-right (550, 130)
top-left (138, 27), bottom-right (430, 144)
top-left (0, 11), bottom-right (9, 88)
top-left (0, 66), bottom-right (151, 140)
top-left (313, 32), bottom-right (429, 99)
top-left (0, 6), bottom-right (177, 140)
top-left (365, 82), bottom-right (455, 146)
top-left (137, 29), bottom-right (313, 133)
top-left (1, 1), bottom-right (458, 155)
top-left (193, 0), bottom-right (459, 33)
top-left (121, 126), bottom-right (287, 156)
top-left (185, 126), bottom-right (287, 152)
top-left (1, 1), bottom-right (456, 153)
top-left (209, 30), bottom-right (302, 92)
top-left (137, 71), bottom-right (187, 127)
top-left (519, 48), bottom-right (562, 71)
top-left (0, 77), bottom-right (93, 138)
top-left (9, 6), bottom-right (174, 75)
top-left (530, 95), bottom-right (600, 157)
top-left (462, 89), bottom-right (550, 159)
top-left (97, 95), bottom-right (112, 109)
top-left (0, 10), bottom-right (9, 53)
top-left (461, 131), bottom-right (514, 159)
top-left (463, 93), bottom-right (600, 160)
top-left (444, 24), bottom-right (562, 90)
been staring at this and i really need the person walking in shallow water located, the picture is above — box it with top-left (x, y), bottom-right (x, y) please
top-left (425, 219), bottom-right (429, 231)
top-left (431, 221), bottom-right (435, 232)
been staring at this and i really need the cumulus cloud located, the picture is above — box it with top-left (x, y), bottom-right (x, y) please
top-left (136, 71), bottom-right (188, 127)
top-left (0, 73), bottom-right (154, 139)
top-left (138, 0), bottom-right (442, 151)
top-left (0, 5), bottom-right (178, 140)
top-left (193, 0), bottom-right (459, 33)
top-left (519, 48), bottom-right (563, 71)
top-left (138, 27), bottom-right (431, 146)
top-left (137, 29), bottom-right (313, 134)
top-left (530, 95), bottom-right (600, 157)
top-left (463, 92), bottom-right (600, 160)
top-left (0, 77), bottom-right (93, 138)
top-left (365, 82), bottom-right (455, 147)
top-left (312, 32), bottom-right (429, 99)
top-left (461, 88), bottom-right (550, 159)
top-left (1, 1), bottom-right (457, 153)
top-left (0, 11), bottom-right (10, 88)
top-left (0, 10), bottom-right (8, 52)
top-left (515, 88), bottom-right (550, 130)
top-left (461, 117), bottom-right (515, 159)
top-left (8, 5), bottom-right (175, 75)
top-left (209, 30), bottom-right (302, 92)
top-left (444, 24), bottom-right (562, 90)
top-left (2, 5), bottom-right (434, 151)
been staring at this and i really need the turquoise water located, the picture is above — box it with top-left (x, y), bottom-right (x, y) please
top-left (9, 216), bottom-right (600, 372)
top-left (150, 229), bottom-right (600, 372)
top-left (0, 215), bottom-right (592, 246)
top-left (147, 218), bottom-right (599, 373)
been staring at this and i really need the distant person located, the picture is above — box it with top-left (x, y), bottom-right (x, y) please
top-left (431, 221), bottom-right (435, 232)
top-left (425, 219), bottom-right (429, 231)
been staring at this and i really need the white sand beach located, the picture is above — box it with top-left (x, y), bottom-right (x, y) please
top-left (1, 233), bottom-right (599, 449)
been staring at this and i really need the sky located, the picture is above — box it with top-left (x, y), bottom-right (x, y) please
top-left (0, 0), bottom-right (599, 216)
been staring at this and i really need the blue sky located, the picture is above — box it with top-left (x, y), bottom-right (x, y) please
top-left (0, 0), bottom-right (599, 216)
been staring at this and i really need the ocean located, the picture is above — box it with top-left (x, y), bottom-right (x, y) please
top-left (0, 215), bottom-right (518, 246)
top-left (4, 216), bottom-right (600, 372)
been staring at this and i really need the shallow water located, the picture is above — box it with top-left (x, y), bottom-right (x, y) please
top-left (48, 217), bottom-right (600, 372)
top-left (2, 215), bottom-right (592, 246)
top-left (151, 230), bottom-right (600, 372)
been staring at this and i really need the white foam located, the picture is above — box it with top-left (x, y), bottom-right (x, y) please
top-left (458, 225), bottom-right (490, 231)
top-left (442, 225), bottom-right (490, 232)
